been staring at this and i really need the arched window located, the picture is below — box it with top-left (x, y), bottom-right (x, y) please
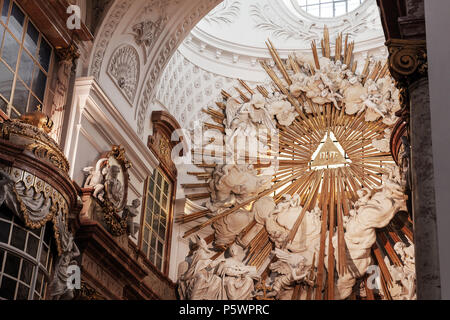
top-left (140, 111), bottom-right (182, 275)
top-left (296, 0), bottom-right (365, 18)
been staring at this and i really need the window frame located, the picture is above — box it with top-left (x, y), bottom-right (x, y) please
top-left (0, 0), bottom-right (54, 119)
top-left (139, 166), bottom-right (176, 276)
top-left (295, 0), bottom-right (365, 18)
top-left (0, 208), bottom-right (53, 300)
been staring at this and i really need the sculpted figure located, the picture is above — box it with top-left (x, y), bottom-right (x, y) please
top-left (267, 248), bottom-right (314, 299)
top-left (206, 164), bottom-right (271, 213)
top-left (105, 165), bottom-right (123, 207)
top-left (83, 158), bottom-right (109, 201)
top-left (253, 195), bottom-right (321, 259)
top-left (267, 99), bottom-right (298, 127)
top-left (0, 171), bottom-right (54, 224)
top-left (0, 171), bottom-right (20, 214)
top-left (372, 128), bottom-right (392, 153)
top-left (385, 243), bottom-right (416, 300)
top-left (178, 236), bottom-right (222, 300)
top-left (49, 214), bottom-right (80, 300)
top-left (212, 208), bottom-right (254, 248)
top-left (224, 97), bottom-right (271, 161)
top-left (215, 244), bottom-right (259, 300)
top-left (331, 166), bottom-right (407, 300)
top-left (123, 199), bottom-right (141, 239)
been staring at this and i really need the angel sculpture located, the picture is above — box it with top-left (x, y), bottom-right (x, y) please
top-left (83, 158), bottom-right (109, 201)
top-left (266, 248), bottom-right (314, 298)
top-left (177, 235), bottom-right (222, 300)
top-left (384, 243), bottom-right (416, 300)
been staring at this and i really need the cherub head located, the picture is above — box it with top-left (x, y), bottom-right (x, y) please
top-left (132, 199), bottom-right (141, 209)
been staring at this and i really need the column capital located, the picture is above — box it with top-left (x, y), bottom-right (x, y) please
top-left (386, 39), bottom-right (428, 85)
top-left (386, 39), bottom-right (428, 124)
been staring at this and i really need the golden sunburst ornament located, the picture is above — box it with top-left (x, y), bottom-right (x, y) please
top-left (179, 27), bottom-right (413, 300)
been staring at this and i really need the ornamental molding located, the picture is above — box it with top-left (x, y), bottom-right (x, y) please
top-left (89, 0), bottom-right (135, 79)
top-left (107, 45), bottom-right (140, 104)
top-left (135, 0), bottom-right (223, 136)
top-left (203, 0), bottom-right (242, 25)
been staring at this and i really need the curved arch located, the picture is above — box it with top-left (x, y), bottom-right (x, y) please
top-left (86, 0), bottom-right (223, 136)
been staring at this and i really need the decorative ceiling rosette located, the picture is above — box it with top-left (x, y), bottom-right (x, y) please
top-left (177, 27), bottom-right (415, 301)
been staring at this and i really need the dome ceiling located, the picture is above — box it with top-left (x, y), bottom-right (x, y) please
top-left (155, 0), bottom-right (387, 129)
top-left (178, 0), bottom-right (385, 81)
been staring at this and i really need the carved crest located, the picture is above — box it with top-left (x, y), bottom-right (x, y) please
top-left (81, 145), bottom-right (131, 236)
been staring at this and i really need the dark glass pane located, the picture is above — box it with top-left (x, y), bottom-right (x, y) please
top-left (0, 220), bottom-right (10, 243)
top-left (144, 227), bottom-right (149, 242)
top-left (157, 241), bottom-right (163, 256)
top-left (18, 49), bottom-right (34, 87)
top-left (16, 283), bottom-right (29, 300)
top-left (142, 242), bottom-right (148, 256)
top-left (4, 253), bottom-right (20, 278)
top-left (155, 203), bottom-right (160, 218)
top-left (43, 224), bottom-right (52, 245)
top-left (26, 234), bottom-right (39, 258)
top-left (8, 2), bottom-right (24, 40)
top-left (24, 21), bottom-right (38, 56)
top-left (150, 234), bottom-right (156, 249)
top-left (20, 259), bottom-right (33, 285)
top-left (38, 38), bottom-right (51, 72)
top-left (28, 94), bottom-right (40, 111)
top-left (2, 31), bottom-right (20, 69)
top-left (0, 206), bottom-right (13, 221)
top-left (161, 195), bottom-right (167, 209)
top-left (149, 248), bottom-right (155, 263)
top-left (163, 181), bottom-right (169, 194)
top-left (158, 225), bottom-right (166, 240)
top-left (156, 255), bottom-right (162, 270)
top-left (31, 67), bottom-right (46, 101)
top-left (148, 197), bottom-right (154, 212)
top-left (0, 61), bottom-right (13, 101)
top-left (9, 107), bottom-right (19, 119)
top-left (155, 187), bottom-right (161, 202)
top-left (40, 245), bottom-right (48, 267)
top-left (41, 282), bottom-right (47, 297)
top-left (148, 179), bottom-right (154, 193)
top-left (1, 0), bottom-right (10, 23)
top-left (156, 173), bottom-right (162, 187)
top-left (0, 21), bottom-right (4, 39)
top-left (0, 249), bottom-right (4, 269)
top-left (35, 270), bottom-right (43, 293)
top-left (152, 216), bottom-right (158, 231)
top-left (0, 276), bottom-right (17, 300)
top-left (12, 79), bottom-right (29, 115)
top-left (30, 228), bottom-right (41, 237)
top-left (0, 95), bottom-right (7, 113)
top-left (11, 225), bottom-right (26, 250)
top-left (145, 210), bottom-right (151, 225)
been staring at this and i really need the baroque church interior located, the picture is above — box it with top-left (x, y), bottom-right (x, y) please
top-left (0, 0), bottom-right (449, 301)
